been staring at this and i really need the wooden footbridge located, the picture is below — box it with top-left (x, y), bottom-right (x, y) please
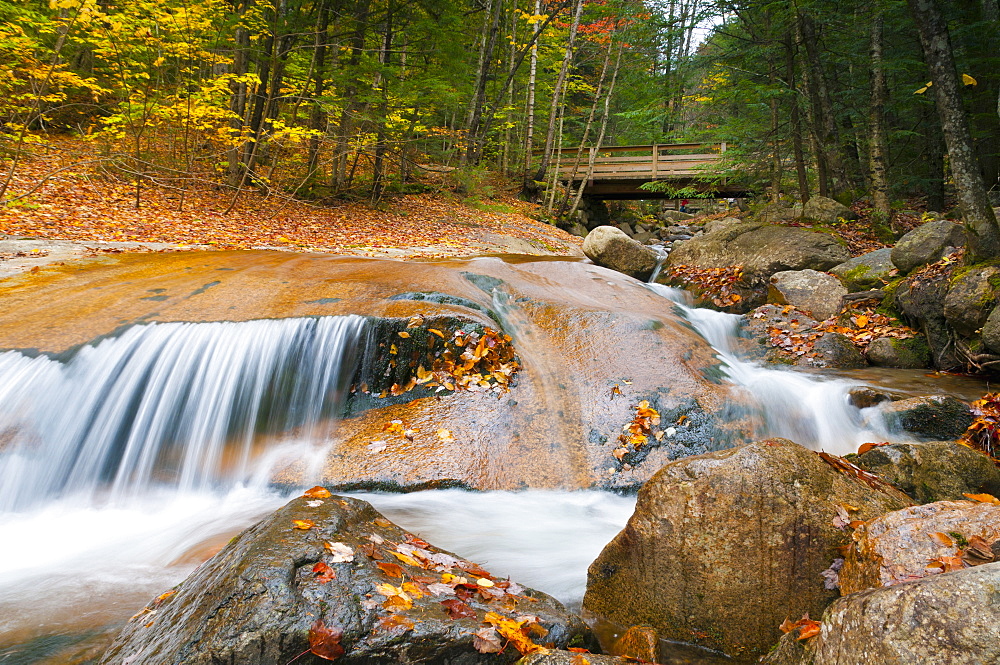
top-left (541, 143), bottom-right (747, 199)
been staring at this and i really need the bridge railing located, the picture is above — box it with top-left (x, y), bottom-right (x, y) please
top-left (539, 143), bottom-right (727, 181)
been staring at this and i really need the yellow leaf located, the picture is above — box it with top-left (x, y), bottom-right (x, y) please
top-left (390, 550), bottom-right (422, 566)
top-left (963, 73), bottom-right (978, 86)
top-left (856, 315), bottom-right (869, 328)
top-left (428, 328), bottom-right (446, 338)
top-left (398, 331), bottom-right (410, 338)
top-left (292, 519), bottom-right (315, 530)
top-left (964, 493), bottom-right (1000, 505)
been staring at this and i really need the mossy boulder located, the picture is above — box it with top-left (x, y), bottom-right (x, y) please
top-left (944, 266), bottom-right (1000, 336)
top-left (854, 441), bottom-right (1000, 503)
top-left (864, 335), bottom-right (931, 369)
top-left (879, 395), bottom-right (974, 441)
top-left (801, 196), bottom-right (857, 224)
top-left (829, 248), bottom-right (895, 292)
top-left (890, 220), bottom-right (966, 274)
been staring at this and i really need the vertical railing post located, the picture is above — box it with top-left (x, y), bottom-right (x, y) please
top-left (652, 144), bottom-right (658, 179)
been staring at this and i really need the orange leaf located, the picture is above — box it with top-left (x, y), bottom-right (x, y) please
top-left (855, 314), bottom-right (869, 328)
top-left (440, 598), bottom-right (477, 619)
top-left (313, 561), bottom-right (337, 583)
top-left (964, 493), bottom-right (1000, 505)
top-left (398, 331), bottom-right (410, 338)
top-left (292, 519), bottom-right (315, 530)
top-left (377, 562), bottom-right (405, 578)
top-left (928, 532), bottom-right (956, 547)
top-left (304, 486), bottom-right (332, 499)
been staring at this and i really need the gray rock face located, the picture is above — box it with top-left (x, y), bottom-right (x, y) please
top-left (894, 267), bottom-right (958, 368)
top-left (890, 220), bottom-right (966, 273)
top-left (943, 266), bottom-right (1000, 336)
top-left (666, 223), bottom-right (850, 281)
top-left (810, 332), bottom-right (867, 369)
top-left (854, 441), bottom-right (1000, 503)
top-left (756, 203), bottom-right (801, 224)
top-left (767, 269), bottom-right (847, 320)
top-left (840, 499), bottom-right (1000, 593)
top-left (982, 305), bottom-right (1000, 354)
top-left (812, 561), bottom-right (1000, 664)
top-left (879, 395), bottom-right (974, 441)
top-left (802, 196), bottom-right (858, 223)
top-left (703, 216), bottom-right (741, 234)
top-left (582, 439), bottom-right (911, 660)
top-left (100, 494), bottom-right (592, 665)
top-left (583, 226), bottom-right (659, 280)
top-left (659, 210), bottom-right (694, 222)
top-left (864, 335), bottom-right (931, 369)
top-left (829, 248), bottom-right (895, 292)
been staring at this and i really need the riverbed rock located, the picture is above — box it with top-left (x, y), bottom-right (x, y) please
top-left (767, 269), bottom-right (847, 320)
top-left (756, 203), bottom-right (801, 224)
top-left (829, 248), bottom-right (895, 292)
top-left (660, 210), bottom-right (694, 222)
top-left (802, 196), bottom-right (857, 224)
top-left (864, 335), bottom-right (931, 369)
top-left (582, 439), bottom-right (911, 661)
top-left (853, 441), bottom-right (1000, 504)
top-left (839, 499), bottom-right (1000, 594)
top-left (703, 216), bottom-right (741, 234)
top-left (890, 220), bottom-right (966, 273)
top-left (582, 226), bottom-right (659, 280)
top-left (894, 267), bottom-right (960, 368)
top-left (879, 395), bottom-right (974, 441)
top-left (809, 332), bottom-right (867, 369)
top-left (981, 305), bottom-right (1000, 354)
top-left (943, 265), bottom-right (1000, 336)
top-left (807, 561), bottom-right (1000, 664)
top-left (100, 493), bottom-right (593, 665)
top-left (666, 222), bottom-right (850, 282)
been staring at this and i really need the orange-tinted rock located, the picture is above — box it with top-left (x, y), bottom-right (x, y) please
top-left (583, 439), bottom-right (912, 660)
top-left (610, 625), bottom-right (659, 662)
top-left (840, 499), bottom-right (1000, 594)
top-left (0, 251), bottom-right (744, 490)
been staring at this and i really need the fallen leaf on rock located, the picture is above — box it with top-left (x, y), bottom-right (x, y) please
top-left (779, 614), bottom-right (821, 641)
top-left (374, 517), bottom-right (393, 527)
top-left (484, 611), bottom-right (549, 655)
top-left (293, 519), bottom-right (315, 530)
top-left (324, 542), bottom-right (355, 562)
top-left (441, 598), bottom-right (477, 619)
top-left (309, 619), bottom-right (345, 661)
top-left (426, 582), bottom-right (456, 596)
top-left (306, 500), bottom-right (324, 508)
top-left (377, 614), bottom-right (415, 635)
top-left (304, 486), bottom-right (332, 499)
top-left (964, 493), bottom-right (1000, 505)
top-left (313, 562), bottom-right (337, 583)
top-left (398, 331), bottom-right (411, 338)
top-left (437, 428), bottom-right (455, 443)
top-left (377, 562), bottom-right (405, 578)
top-left (929, 532), bottom-right (956, 547)
top-left (857, 442), bottom-right (891, 455)
top-left (473, 626), bottom-right (504, 653)
top-left (367, 440), bottom-right (388, 453)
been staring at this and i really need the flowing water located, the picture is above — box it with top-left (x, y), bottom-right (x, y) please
top-left (0, 264), bottom-right (986, 663)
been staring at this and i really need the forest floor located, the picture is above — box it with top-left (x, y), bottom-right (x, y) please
top-left (0, 137), bottom-right (583, 274)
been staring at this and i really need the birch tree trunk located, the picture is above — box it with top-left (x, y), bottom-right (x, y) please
top-left (868, 12), bottom-right (892, 223)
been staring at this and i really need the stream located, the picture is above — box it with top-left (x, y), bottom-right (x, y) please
top-left (0, 258), bottom-right (988, 664)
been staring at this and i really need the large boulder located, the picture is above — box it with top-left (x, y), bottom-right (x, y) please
top-left (583, 226), bottom-right (659, 280)
top-left (659, 209), bottom-right (694, 222)
top-left (894, 267), bottom-right (961, 368)
top-left (864, 335), bottom-right (931, 369)
top-left (943, 266), bottom-right (1000, 337)
top-left (829, 248), bottom-right (895, 292)
top-left (100, 493), bottom-right (593, 664)
top-left (853, 441), bottom-right (1000, 504)
top-left (582, 439), bottom-right (911, 660)
top-left (801, 196), bottom-right (857, 224)
top-left (809, 562), bottom-right (1000, 665)
top-left (890, 220), bottom-right (966, 273)
top-left (767, 560), bottom-right (1000, 664)
top-left (666, 222), bottom-right (850, 282)
top-left (878, 395), bottom-right (974, 441)
top-left (840, 499), bottom-right (1000, 594)
top-left (809, 332), bottom-right (867, 369)
top-left (767, 269), bottom-right (847, 320)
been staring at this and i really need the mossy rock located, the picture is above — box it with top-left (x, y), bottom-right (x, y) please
top-left (865, 335), bottom-right (931, 369)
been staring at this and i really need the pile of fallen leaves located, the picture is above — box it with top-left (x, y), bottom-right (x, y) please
top-left (923, 503), bottom-right (1000, 574)
top-left (356, 319), bottom-right (519, 399)
top-left (295, 486), bottom-right (552, 661)
top-left (760, 304), bottom-right (919, 361)
top-left (612, 400), bottom-right (663, 462)
top-left (0, 137), bottom-right (579, 259)
top-left (666, 264), bottom-right (745, 308)
top-left (905, 249), bottom-right (964, 290)
top-left (960, 393), bottom-right (1000, 462)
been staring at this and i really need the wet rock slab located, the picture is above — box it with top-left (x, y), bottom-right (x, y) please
top-left (853, 441), bottom-right (1000, 503)
top-left (99, 492), bottom-right (593, 665)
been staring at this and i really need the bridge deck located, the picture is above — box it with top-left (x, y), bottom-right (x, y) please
top-left (539, 143), bottom-right (745, 198)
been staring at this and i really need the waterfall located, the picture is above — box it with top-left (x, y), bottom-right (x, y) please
top-left (646, 283), bottom-right (901, 455)
top-left (0, 316), bottom-right (365, 511)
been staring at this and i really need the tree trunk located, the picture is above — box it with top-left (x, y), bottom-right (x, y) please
top-left (868, 12), bottom-right (892, 223)
top-left (533, 0), bottom-right (584, 184)
top-left (464, 0), bottom-right (505, 164)
top-left (909, 0), bottom-right (1000, 259)
top-left (522, 0), bottom-right (541, 181)
top-left (308, 0), bottom-right (332, 177)
top-left (784, 32), bottom-right (809, 204)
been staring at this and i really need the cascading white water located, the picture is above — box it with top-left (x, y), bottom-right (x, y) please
top-left (646, 283), bottom-right (905, 455)
top-left (0, 316), bottom-right (365, 511)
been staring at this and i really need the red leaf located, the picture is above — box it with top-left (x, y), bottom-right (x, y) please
top-left (313, 561), bottom-right (337, 583)
top-left (308, 619), bottom-right (345, 661)
top-left (440, 598), bottom-right (477, 619)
